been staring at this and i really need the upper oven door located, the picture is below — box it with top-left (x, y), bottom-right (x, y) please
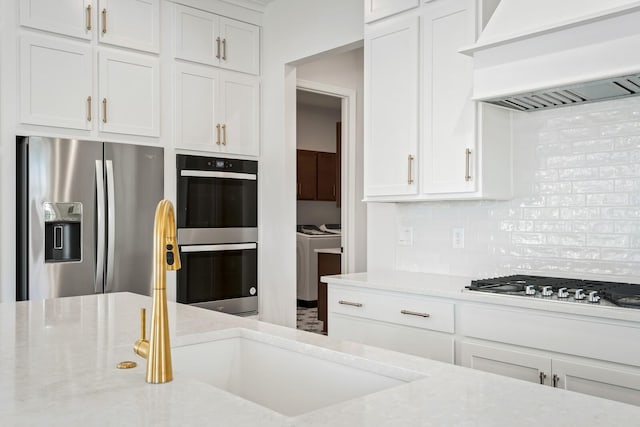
top-left (177, 169), bottom-right (257, 229)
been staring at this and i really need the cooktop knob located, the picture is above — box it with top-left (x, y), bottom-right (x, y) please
top-left (525, 285), bottom-right (536, 295)
top-left (558, 287), bottom-right (569, 298)
top-left (542, 286), bottom-right (553, 297)
top-left (575, 289), bottom-right (586, 300)
top-left (588, 291), bottom-right (601, 303)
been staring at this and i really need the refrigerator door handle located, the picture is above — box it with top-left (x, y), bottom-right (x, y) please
top-left (105, 160), bottom-right (116, 293)
top-left (95, 160), bottom-right (105, 293)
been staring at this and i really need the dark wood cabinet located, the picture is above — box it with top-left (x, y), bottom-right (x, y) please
top-left (336, 122), bottom-right (342, 208)
top-left (316, 152), bottom-right (337, 201)
top-left (296, 150), bottom-right (317, 200)
top-left (317, 251), bottom-right (341, 334)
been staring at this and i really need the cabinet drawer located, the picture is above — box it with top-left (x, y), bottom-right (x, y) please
top-left (328, 287), bottom-right (454, 333)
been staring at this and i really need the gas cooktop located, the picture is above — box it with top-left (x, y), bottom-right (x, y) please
top-left (466, 275), bottom-right (640, 309)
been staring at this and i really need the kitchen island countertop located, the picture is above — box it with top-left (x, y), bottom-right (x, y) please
top-left (1, 292), bottom-right (639, 426)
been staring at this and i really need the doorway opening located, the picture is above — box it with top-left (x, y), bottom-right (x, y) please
top-left (292, 47), bottom-right (364, 335)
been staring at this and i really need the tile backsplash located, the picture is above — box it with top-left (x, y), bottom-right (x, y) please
top-left (392, 97), bottom-right (640, 282)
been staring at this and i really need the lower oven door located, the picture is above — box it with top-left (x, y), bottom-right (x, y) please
top-left (177, 243), bottom-right (257, 315)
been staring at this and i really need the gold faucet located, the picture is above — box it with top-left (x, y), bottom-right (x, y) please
top-left (134, 200), bottom-right (181, 384)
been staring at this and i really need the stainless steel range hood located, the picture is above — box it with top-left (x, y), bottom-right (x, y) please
top-left (460, 0), bottom-right (640, 112)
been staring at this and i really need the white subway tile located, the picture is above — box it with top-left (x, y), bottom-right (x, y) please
top-left (559, 248), bottom-right (600, 260)
top-left (586, 234), bottom-right (630, 248)
top-left (547, 233), bottom-right (586, 246)
top-left (572, 139), bottom-right (614, 153)
top-left (557, 168), bottom-right (599, 181)
top-left (547, 154), bottom-right (586, 168)
top-left (572, 180), bottom-right (614, 193)
top-left (559, 207), bottom-right (600, 220)
top-left (546, 194), bottom-right (586, 207)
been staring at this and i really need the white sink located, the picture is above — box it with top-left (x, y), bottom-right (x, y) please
top-left (172, 328), bottom-right (424, 416)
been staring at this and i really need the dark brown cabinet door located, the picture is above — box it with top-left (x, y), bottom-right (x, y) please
top-left (297, 150), bottom-right (317, 200)
top-left (316, 152), bottom-right (337, 201)
top-left (317, 252), bottom-right (341, 334)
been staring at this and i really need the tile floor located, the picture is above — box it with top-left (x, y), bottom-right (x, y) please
top-left (296, 307), bottom-right (325, 335)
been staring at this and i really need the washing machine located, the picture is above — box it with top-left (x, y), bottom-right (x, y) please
top-left (296, 225), bottom-right (341, 305)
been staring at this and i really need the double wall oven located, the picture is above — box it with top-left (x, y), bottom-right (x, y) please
top-left (176, 154), bottom-right (258, 315)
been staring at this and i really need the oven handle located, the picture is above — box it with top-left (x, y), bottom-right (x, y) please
top-left (180, 170), bottom-right (257, 181)
top-left (180, 243), bottom-right (257, 253)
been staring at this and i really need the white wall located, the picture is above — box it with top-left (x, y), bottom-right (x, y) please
top-left (296, 48), bottom-right (366, 273)
top-left (368, 97), bottom-right (640, 283)
top-left (260, 0), bottom-right (363, 326)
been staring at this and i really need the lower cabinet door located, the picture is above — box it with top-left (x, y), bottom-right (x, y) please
top-left (329, 313), bottom-right (454, 363)
top-left (459, 341), bottom-right (552, 385)
top-left (552, 359), bottom-right (640, 406)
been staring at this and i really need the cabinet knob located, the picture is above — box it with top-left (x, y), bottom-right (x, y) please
top-left (86, 5), bottom-right (92, 31)
top-left (539, 371), bottom-right (547, 385)
top-left (338, 300), bottom-right (362, 307)
top-left (552, 374), bottom-right (560, 388)
top-left (222, 38), bottom-right (227, 61)
top-left (216, 37), bottom-right (221, 59)
top-left (102, 98), bottom-right (108, 123)
top-left (216, 123), bottom-right (221, 145)
top-left (407, 154), bottom-right (414, 184)
top-left (400, 309), bottom-right (430, 318)
top-left (101, 8), bottom-right (107, 34)
top-left (465, 148), bottom-right (472, 182)
top-left (87, 96), bottom-right (92, 122)
top-left (222, 124), bottom-right (227, 145)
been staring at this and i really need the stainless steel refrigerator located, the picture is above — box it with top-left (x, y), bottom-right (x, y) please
top-left (16, 136), bottom-right (164, 301)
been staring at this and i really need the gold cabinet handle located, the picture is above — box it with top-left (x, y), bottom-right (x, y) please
top-left (539, 371), bottom-right (547, 385)
top-left (222, 38), bottom-right (227, 60)
top-left (407, 154), bottom-right (414, 184)
top-left (338, 300), bottom-right (363, 307)
top-left (86, 4), bottom-right (92, 30)
top-left (102, 98), bottom-right (107, 123)
top-left (465, 148), bottom-right (472, 182)
top-left (101, 8), bottom-right (107, 34)
top-left (221, 124), bottom-right (227, 145)
top-left (87, 96), bottom-right (92, 122)
top-left (400, 309), bottom-right (430, 318)
top-left (216, 123), bottom-right (221, 145)
top-left (216, 37), bottom-right (221, 59)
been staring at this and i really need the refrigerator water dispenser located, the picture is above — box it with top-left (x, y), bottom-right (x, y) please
top-left (43, 202), bottom-right (82, 263)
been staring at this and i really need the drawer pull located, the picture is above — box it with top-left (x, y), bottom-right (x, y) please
top-left (339, 300), bottom-right (362, 307)
top-left (401, 309), bottom-right (430, 318)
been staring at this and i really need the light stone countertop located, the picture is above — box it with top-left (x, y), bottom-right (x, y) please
top-left (314, 247), bottom-right (341, 255)
top-left (1, 292), bottom-right (640, 426)
top-left (322, 270), bottom-right (640, 323)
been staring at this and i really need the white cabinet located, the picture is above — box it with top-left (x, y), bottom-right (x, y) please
top-left (460, 341), bottom-right (640, 406)
top-left (363, 0), bottom-right (511, 201)
top-left (176, 63), bottom-right (259, 156)
top-left (99, 50), bottom-right (159, 136)
top-left (20, 35), bottom-right (92, 130)
top-left (421, 0), bottom-right (510, 198)
top-left (20, 0), bottom-right (93, 40)
top-left (176, 63), bottom-right (219, 151)
top-left (19, 0), bottom-right (159, 53)
top-left (460, 341), bottom-right (552, 385)
top-left (364, 0), bottom-right (420, 23)
top-left (98, 0), bottom-right (160, 53)
top-left (327, 285), bottom-right (455, 363)
top-left (175, 4), bottom-right (260, 75)
top-left (220, 72), bottom-right (259, 156)
top-left (364, 16), bottom-right (419, 197)
top-left (553, 358), bottom-right (640, 407)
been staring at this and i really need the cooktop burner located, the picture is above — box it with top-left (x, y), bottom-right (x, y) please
top-left (467, 275), bottom-right (640, 308)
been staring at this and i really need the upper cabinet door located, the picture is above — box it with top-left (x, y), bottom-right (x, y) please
top-left (98, 0), bottom-right (159, 53)
top-left (364, 16), bottom-right (419, 197)
top-left (422, 0), bottom-right (476, 194)
top-left (20, 35), bottom-right (92, 130)
top-left (20, 0), bottom-right (93, 40)
top-left (175, 63), bottom-right (220, 151)
top-left (218, 17), bottom-right (260, 75)
top-left (175, 4), bottom-right (219, 67)
top-left (98, 50), bottom-right (159, 136)
top-left (365, 0), bottom-right (420, 23)
top-left (220, 72), bottom-right (259, 156)
top-left (175, 5), bottom-right (260, 75)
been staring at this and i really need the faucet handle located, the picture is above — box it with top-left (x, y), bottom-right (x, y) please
top-left (134, 307), bottom-right (149, 359)
top-left (140, 308), bottom-right (146, 341)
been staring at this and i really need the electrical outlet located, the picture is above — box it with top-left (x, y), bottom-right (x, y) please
top-left (398, 227), bottom-right (413, 246)
top-left (452, 228), bottom-right (464, 249)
